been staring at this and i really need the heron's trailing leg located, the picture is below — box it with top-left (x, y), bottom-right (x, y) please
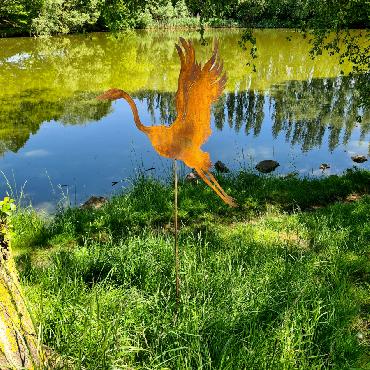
top-left (206, 171), bottom-right (233, 199)
top-left (195, 166), bottom-right (234, 202)
top-left (201, 169), bottom-right (229, 199)
top-left (196, 168), bottom-right (237, 207)
top-left (206, 170), bottom-right (237, 207)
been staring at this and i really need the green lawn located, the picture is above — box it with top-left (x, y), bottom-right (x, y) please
top-left (12, 169), bottom-right (370, 369)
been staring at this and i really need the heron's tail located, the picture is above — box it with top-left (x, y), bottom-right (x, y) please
top-left (97, 88), bottom-right (150, 133)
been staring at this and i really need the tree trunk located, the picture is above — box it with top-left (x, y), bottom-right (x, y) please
top-left (0, 228), bottom-right (41, 369)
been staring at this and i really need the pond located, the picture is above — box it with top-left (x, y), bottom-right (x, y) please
top-left (0, 29), bottom-right (369, 210)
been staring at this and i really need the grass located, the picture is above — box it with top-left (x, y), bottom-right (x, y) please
top-left (11, 169), bottom-right (370, 369)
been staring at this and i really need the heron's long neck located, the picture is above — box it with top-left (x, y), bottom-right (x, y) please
top-left (119, 91), bottom-right (150, 133)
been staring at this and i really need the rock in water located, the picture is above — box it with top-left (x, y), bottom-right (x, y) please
top-left (351, 155), bottom-right (367, 163)
top-left (81, 196), bottom-right (107, 209)
top-left (320, 163), bottom-right (330, 170)
top-left (214, 160), bottom-right (230, 173)
top-left (185, 171), bottom-right (200, 183)
top-left (255, 160), bottom-right (280, 173)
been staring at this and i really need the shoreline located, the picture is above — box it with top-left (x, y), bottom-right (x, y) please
top-left (12, 168), bottom-right (370, 217)
top-left (2, 21), bottom-right (368, 39)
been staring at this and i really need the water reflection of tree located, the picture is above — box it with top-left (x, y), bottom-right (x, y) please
top-left (1, 30), bottom-right (355, 101)
top-left (133, 74), bottom-right (368, 152)
top-left (219, 90), bottom-right (265, 136)
top-left (138, 73), bottom-right (368, 153)
top-left (1, 30), bottom-right (368, 157)
top-left (135, 90), bottom-right (176, 126)
top-left (0, 74), bottom-right (368, 157)
top-left (0, 90), bottom-right (111, 156)
top-left (271, 74), bottom-right (369, 151)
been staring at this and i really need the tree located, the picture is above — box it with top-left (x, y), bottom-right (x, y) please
top-left (0, 0), bottom-right (43, 35)
top-left (32, 0), bottom-right (102, 35)
top-left (0, 198), bottom-right (42, 369)
top-left (301, 0), bottom-right (369, 73)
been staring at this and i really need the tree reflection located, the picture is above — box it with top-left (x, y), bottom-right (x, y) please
top-left (0, 74), bottom-right (368, 157)
top-left (1, 29), bottom-right (368, 158)
top-left (0, 90), bottom-right (111, 156)
top-left (131, 73), bottom-right (368, 152)
top-left (270, 74), bottom-right (369, 151)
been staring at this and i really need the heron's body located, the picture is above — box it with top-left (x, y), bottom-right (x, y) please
top-left (98, 38), bottom-right (236, 207)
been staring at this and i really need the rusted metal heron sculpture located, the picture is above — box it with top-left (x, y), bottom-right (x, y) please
top-left (98, 38), bottom-right (236, 207)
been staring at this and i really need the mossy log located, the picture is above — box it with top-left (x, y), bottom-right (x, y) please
top-left (0, 228), bottom-right (42, 369)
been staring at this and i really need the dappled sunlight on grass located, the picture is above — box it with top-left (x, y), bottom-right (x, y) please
top-left (11, 170), bottom-right (370, 369)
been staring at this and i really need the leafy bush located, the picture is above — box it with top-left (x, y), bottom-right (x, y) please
top-left (0, 0), bottom-right (43, 35)
top-left (100, 0), bottom-right (135, 31)
top-left (0, 197), bottom-right (16, 220)
top-left (2, 0), bottom-right (369, 36)
top-left (32, 0), bottom-right (101, 36)
top-left (147, 0), bottom-right (176, 22)
top-left (236, 0), bottom-right (268, 23)
top-left (135, 7), bottom-right (153, 28)
top-left (174, 0), bottom-right (190, 18)
top-left (0, 197), bottom-right (16, 243)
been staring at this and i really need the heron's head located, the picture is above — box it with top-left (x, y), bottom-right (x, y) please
top-left (97, 88), bottom-right (123, 101)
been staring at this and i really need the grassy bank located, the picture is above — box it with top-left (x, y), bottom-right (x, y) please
top-left (11, 169), bottom-right (370, 369)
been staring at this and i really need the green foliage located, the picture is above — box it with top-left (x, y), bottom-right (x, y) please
top-left (32, 0), bottom-right (102, 35)
top-left (1, 0), bottom-right (369, 37)
top-left (175, 0), bottom-right (190, 18)
top-left (147, 0), bottom-right (176, 22)
top-left (236, 0), bottom-right (268, 23)
top-left (15, 170), bottom-right (370, 368)
top-left (135, 7), bottom-right (153, 28)
top-left (0, 197), bottom-right (16, 241)
top-left (0, 0), bottom-right (29, 29)
top-left (298, 0), bottom-right (370, 74)
top-left (0, 197), bottom-right (16, 219)
top-left (0, 0), bottom-right (43, 35)
top-left (100, 0), bottom-right (138, 31)
top-left (10, 207), bottom-right (49, 250)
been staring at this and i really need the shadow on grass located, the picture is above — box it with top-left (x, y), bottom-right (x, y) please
top-left (14, 170), bottom-right (370, 253)
top-left (13, 172), bottom-right (370, 369)
top-left (28, 168), bottom-right (368, 246)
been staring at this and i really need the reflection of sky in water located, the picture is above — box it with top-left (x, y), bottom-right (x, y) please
top-left (0, 96), bottom-right (368, 210)
top-left (2, 52), bottom-right (31, 65)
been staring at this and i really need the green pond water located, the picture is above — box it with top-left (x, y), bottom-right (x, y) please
top-left (0, 29), bottom-right (369, 210)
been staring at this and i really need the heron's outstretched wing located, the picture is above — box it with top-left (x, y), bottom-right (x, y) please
top-left (174, 38), bottom-right (227, 145)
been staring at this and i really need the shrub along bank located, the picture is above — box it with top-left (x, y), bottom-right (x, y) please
top-left (1, 0), bottom-right (369, 37)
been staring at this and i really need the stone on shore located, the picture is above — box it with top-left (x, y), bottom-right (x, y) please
top-left (255, 160), bottom-right (280, 173)
top-left (351, 155), bottom-right (367, 163)
top-left (214, 161), bottom-right (230, 173)
top-left (81, 196), bottom-right (108, 209)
